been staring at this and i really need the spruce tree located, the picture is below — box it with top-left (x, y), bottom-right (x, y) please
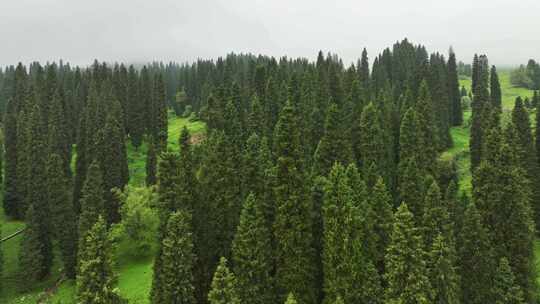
top-left (78, 161), bottom-right (105, 244)
top-left (153, 73), bottom-right (168, 150)
top-left (385, 203), bottom-right (432, 304)
top-left (208, 257), bottom-right (240, 304)
top-left (77, 217), bottom-right (123, 304)
top-left (429, 233), bottom-right (460, 304)
top-left (151, 210), bottom-right (195, 304)
top-left (146, 138), bottom-right (158, 186)
top-left (357, 102), bottom-right (387, 180)
top-left (398, 157), bottom-right (425, 219)
top-left (370, 177), bottom-right (394, 275)
top-left (490, 66), bottom-right (502, 109)
top-left (19, 205), bottom-right (51, 284)
top-left (493, 257), bottom-right (525, 304)
top-left (232, 193), bottom-right (274, 304)
top-left (422, 181), bottom-right (452, 249)
top-left (415, 80), bottom-right (438, 172)
top-left (3, 97), bottom-right (19, 218)
top-left (314, 102), bottom-right (354, 176)
top-left (273, 102), bottom-right (316, 304)
top-left (470, 55), bottom-right (490, 170)
top-left (284, 293), bottom-right (298, 304)
top-left (448, 50), bottom-right (463, 126)
top-left (458, 202), bottom-right (494, 304)
top-left (47, 153), bottom-right (77, 279)
top-left (511, 98), bottom-right (540, 231)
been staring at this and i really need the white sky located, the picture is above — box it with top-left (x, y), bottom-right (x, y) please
top-left (1, 0), bottom-right (538, 67)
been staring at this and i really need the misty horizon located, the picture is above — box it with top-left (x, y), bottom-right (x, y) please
top-left (1, 0), bottom-right (539, 67)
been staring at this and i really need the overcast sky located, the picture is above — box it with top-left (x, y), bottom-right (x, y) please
top-left (1, 0), bottom-right (539, 67)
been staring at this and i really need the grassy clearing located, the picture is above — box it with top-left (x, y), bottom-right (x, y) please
top-left (0, 113), bottom-right (205, 303)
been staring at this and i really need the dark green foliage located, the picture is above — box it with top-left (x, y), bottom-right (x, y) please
top-left (370, 177), bottom-right (393, 275)
top-left (232, 193), bottom-right (274, 304)
top-left (151, 210), bottom-right (195, 304)
top-left (458, 202), bottom-right (494, 304)
top-left (314, 102), bottom-right (354, 176)
top-left (415, 81), bottom-right (438, 171)
top-left (493, 258), bottom-right (526, 304)
top-left (398, 157), bottom-right (425, 218)
top-left (77, 217), bottom-right (123, 304)
top-left (18, 205), bottom-right (52, 284)
top-left (322, 163), bottom-right (381, 304)
top-left (208, 257), bottom-right (240, 304)
top-left (146, 138), bottom-right (157, 186)
top-left (385, 203), bottom-right (432, 304)
top-left (470, 55), bottom-right (490, 170)
top-left (490, 66), bottom-right (502, 109)
top-left (428, 234), bottom-right (460, 304)
top-left (448, 50), bottom-right (463, 126)
top-left (129, 66), bottom-right (144, 148)
top-left (273, 102), bottom-right (316, 304)
top-left (96, 113), bottom-right (129, 224)
top-left (3, 97), bottom-right (19, 218)
top-left (47, 153), bottom-right (77, 279)
top-left (153, 74), bottom-right (168, 150)
top-left (78, 161), bottom-right (105, 244)
top-left (511, 98), bottom-right (540, 232)
top-left (422, 181), bottom-right (451, 249)
top-left (357, 102), bottom-right (387, 180)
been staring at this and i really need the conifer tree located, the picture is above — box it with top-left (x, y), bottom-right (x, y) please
top-left (458, 202), bottom-right (494, 304)
top-left (399, 107), bottom-right (421, 163)
top-left (429, 234), bottom-right (460, 304)
top-left (3, 97), bottom-right (19, 218)
top-left (357, 102), bottom-right (387, 180)
top-left (78, 161), bottom-right (105, 244)
top-left (422, 181), bottom-right (451, 249)
top-left (470, 56), bottom-right (490, 170)
top-left (284, 293), bottom-right (298, 304)
top-left (490, 66), bottom-right (502, 109)
top-left (77, 217), bottom-right (123, 304)
top-left (415, 80), bottom-right (438, 171)
top-left (146, 138), bottom-right (158, 186)
top-left (398, 157), bottom-right (425, 219)
top-left (153, 73), bottom-right (168, 150)
top-left (370, 177), bottom-right (393, 275)
top-left (385, 203), bottom-right (432, 304)
top-left (232, 193), bottom-right (274, 304)
top-left (47, 153), bottom-right (77, 279)
top-left (151, 210), bottom-right (195, 304)
top-left (15, 109), bottom-right (31, 216)
top-left (493, 258), bottom-right (525, 304)
top-left (19, 205), bottom-right (52, 284)
top-left (129, 66), bottom-right (144, 148)
top-left (273, 102), bottom-right (316, 304)
top-left (208, 257), bottom-right (240, 304)
top-left (511, 98), bottom-right (540, 230)
top-left (358, 48), bottom-right (370, 90)
top-left (314, 102), bottom-right (354, 176)
top-left (448, 50), bottom-right (463, 126)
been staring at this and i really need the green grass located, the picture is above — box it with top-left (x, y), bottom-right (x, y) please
top-left (1, 112), bottom-right (206, 303)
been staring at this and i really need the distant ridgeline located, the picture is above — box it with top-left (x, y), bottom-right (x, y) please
top-left (0, 38), bottom-right (538, 304)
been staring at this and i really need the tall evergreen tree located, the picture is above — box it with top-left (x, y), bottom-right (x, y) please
top-left (47, 153), bottom-right (77, 279)
top-left (314, 102), bottom-right (353, 176)
top-left (78, 161), bottom-right (105, 244)
top-left (18, 205), bottom-right (52, 284)
top-left (429, 233), bottom-right (460, 304)
top-left (385, 203), bottom-right (432, 304)
top-left (458, 202), bottom-right (494, 304)
top-left (490, 66), bottom-right (502, 109)
top-left (146, 138), bottom-right (158, 186)
top-left (208, 257), bottom-right (240, 304)
top-left (493, 257), bottom-right (526, 304)
top-left (470, 55), bottom-right (490, 170)
top-left (357, 102), bottom-right (387, 181)
top-left (511, 98), bottom-right (540, 231)
top-left (273, 102), bottom-right (316, 304)
top-left (232, 193), bottom-right (274, 304)
top-left (153, 73), bottom-right (168, 150)
top-left (77, 217), bottom-right (123, 304)
top-left (448, 49), bottom-right (463, 126)
top-left (415, 80), bottom-right (438, 171)
top-left (370, 177), bottom-right (394, 275)
top-left (151, 210), bottom-right (195, 304)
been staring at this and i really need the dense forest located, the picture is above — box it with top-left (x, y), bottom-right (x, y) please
top-left (0, 38), bottom-right (538, 304)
